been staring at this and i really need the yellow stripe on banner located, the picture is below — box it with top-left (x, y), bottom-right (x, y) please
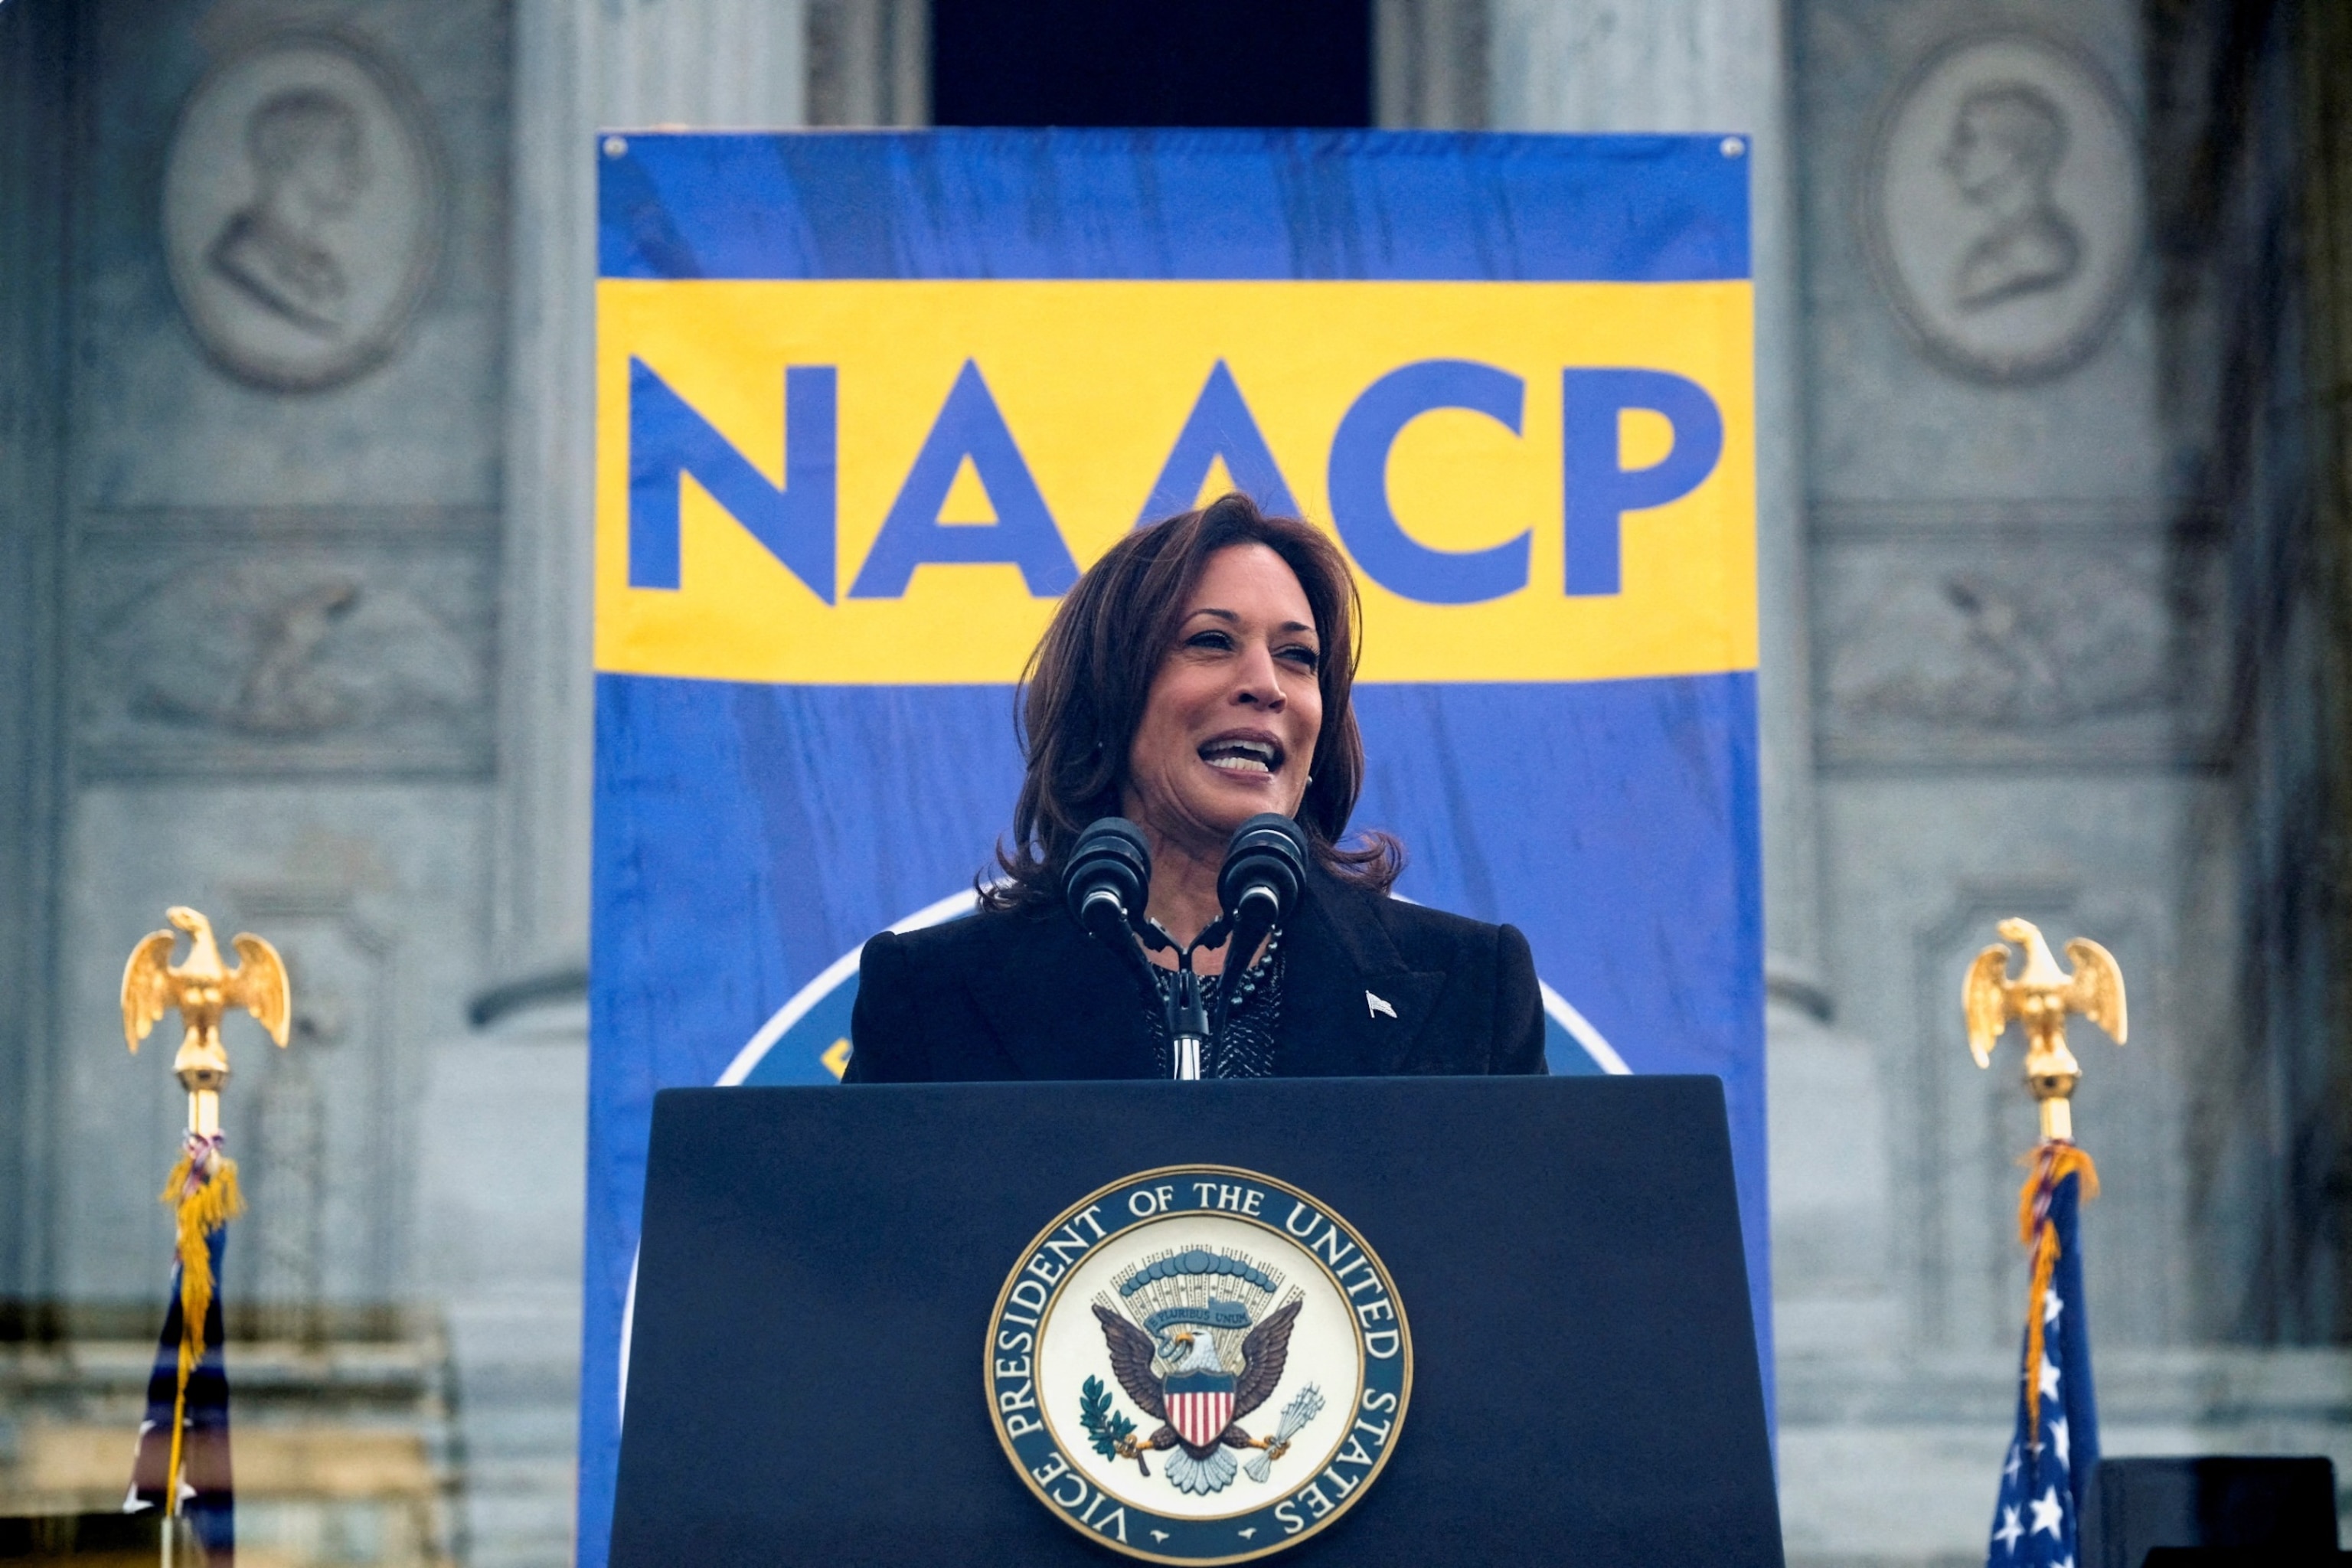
top-left (595, 279), bottom-right (1756, 685)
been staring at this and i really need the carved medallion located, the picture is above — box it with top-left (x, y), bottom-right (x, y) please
top-left (161, 32), bottom-right (443, 392)
top-left (1864, 32), bottom-right (2141, 384)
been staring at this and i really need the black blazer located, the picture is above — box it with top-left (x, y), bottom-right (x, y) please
top-left (844, 868), bottom-right (1547, 1082)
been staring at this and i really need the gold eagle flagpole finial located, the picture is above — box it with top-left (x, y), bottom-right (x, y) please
top-left (1962, 916), bottom-right (2125, 1143)
top-left (122, 904), bottom-right (291, 1135)
top-left (119, 905), bottom-right (290, 1530)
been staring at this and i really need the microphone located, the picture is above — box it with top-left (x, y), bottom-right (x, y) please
top-left (1065, 817), bottom-right (1158, 998)
top-left (1210, 814), bottom-right (1308, 1037)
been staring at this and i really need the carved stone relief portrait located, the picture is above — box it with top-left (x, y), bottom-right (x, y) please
top-left (161, 32), bottom-right (443, 392)
top-left (1864, 33), bottom-right (2142, 384)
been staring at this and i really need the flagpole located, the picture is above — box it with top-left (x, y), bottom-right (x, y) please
top-left (1963, 918), bottom-right (2123, 1566)
top-left (119, 906), bottom-right (293, 1568)
top-left (165, 1089), bottom-right (214, 1534)
top-left (2022, 1031), bottom-right (2086, 1147)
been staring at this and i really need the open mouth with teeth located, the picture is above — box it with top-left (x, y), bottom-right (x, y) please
top-left (1199, 737), bottom-right (1285, 776)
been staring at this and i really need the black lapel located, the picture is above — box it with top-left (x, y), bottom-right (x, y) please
top-left (956, 906), bottom-right (1159, 1080)
top-left (1274, 872), bottom-right (1446, 1076)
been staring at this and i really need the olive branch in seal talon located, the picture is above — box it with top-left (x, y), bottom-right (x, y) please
top-left (1080, 1376), bottom-right (1151, 1475)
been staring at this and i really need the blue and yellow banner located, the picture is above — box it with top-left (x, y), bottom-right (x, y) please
top-left (598, 279), bottom-right (1755, 684)
top-left (585, 130), bottom-right (1764, 1563)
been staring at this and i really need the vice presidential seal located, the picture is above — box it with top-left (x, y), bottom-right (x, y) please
top-left (986, 1166), bottom-right (1410, 1563)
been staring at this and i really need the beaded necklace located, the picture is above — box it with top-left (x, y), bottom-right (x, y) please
top-left (1145, 929), bottom-right (1284, 1080)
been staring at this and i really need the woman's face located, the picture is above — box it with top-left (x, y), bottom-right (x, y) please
top-left (1120, 543), bottom-right (1325, 861)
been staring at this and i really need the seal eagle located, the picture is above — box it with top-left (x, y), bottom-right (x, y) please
top-left (1093, 1298), bottom-right (1301, 1495)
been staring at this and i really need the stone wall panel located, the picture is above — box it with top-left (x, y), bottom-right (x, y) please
top-left (74, 516), bottom-right (496, 778)
top-left (1815, 517), bottom-right (2224, 766)
top-left (78, 0), bottom-right (508, 508)
top-left (57, 783), bottom-right (485, 1303)
top-left (1819, 775), bottom-right (2200, 1354)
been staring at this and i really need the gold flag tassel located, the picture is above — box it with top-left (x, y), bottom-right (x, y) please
top-left (2015, 1141), bottom-right (2097, 1439)
top-left (158, 1130), bottom-right (243, 1519)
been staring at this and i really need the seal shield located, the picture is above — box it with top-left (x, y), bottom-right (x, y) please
top-left (985, 1165), bottom-right (1411, 1564)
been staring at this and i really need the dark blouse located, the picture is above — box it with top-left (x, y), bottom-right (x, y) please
top-left (1143, 929), bottom-right (1283, 1079)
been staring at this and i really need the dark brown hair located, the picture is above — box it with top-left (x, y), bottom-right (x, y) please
top-left (985, 492), bottom-right (1403, 910)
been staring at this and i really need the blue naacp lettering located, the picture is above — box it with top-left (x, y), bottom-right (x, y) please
top-left (1137, 360), bottom-right (1299, 522)
top-left (1328, 360), bottom-right (1527, 606)
top-left (1325, 361), bottom-right (1726, 604)
top-left (628, 358), bottom-right (837, 602)
top-left (627, 354), bottom-right (1723, 608)
top-left (848, 359), bottom-right (1079, 598)
top-left (1561, 368), bottom-right (1723, 597)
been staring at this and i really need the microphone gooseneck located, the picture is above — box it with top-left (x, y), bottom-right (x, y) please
top-left (1210, 814), bottom-right (1309, 1038)
top-left (1065, 817), bottom-right (1159, 1001)
top-left (1140, 913), bottom-right (1230, 1083)
top-left (1067, 814), bottom-right (1298, 1081)
top-left (1167, 965), bottom-right (1211, 1082)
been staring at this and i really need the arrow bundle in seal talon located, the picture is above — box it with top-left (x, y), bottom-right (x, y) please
top-left (1242, 1385), bottom-right (1325, 1484)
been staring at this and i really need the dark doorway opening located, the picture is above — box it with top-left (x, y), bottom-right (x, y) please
top-left (929, 0), bottom-right (1373, 129)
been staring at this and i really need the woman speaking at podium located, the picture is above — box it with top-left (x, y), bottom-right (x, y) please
top-left (844, 493), bottom-right (1547, 1083)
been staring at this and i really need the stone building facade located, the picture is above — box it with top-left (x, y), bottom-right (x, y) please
top-left (1, 2), bottom-right (2347, 1565)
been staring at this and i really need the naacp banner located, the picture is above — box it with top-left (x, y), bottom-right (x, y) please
top-left (586, 129), bottom-right (1763, 1562)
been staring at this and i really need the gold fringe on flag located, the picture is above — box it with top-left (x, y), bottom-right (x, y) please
top-left (2015, 1141), bottom-right (2097, 1441)
top-left (158, 1133), bottom-right (243, 1516)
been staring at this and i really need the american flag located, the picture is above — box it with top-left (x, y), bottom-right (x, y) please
top-left (1985, 1146), bottom-right (2099, 1568)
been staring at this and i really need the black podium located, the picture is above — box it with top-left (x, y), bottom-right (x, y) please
top-left (611, 1075), bottom-right (1782, 1566)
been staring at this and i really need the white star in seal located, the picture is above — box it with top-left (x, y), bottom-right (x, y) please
top-left (2029, 1485), bottom-right (2065, 1538)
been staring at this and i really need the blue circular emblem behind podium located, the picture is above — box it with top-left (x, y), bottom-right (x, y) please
top-left (987, 1165), bottom-right (1410, 1563)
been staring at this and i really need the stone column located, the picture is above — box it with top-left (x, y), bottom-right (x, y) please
top-left (808, 0), bottom-right (928, 127)
top-left (460, 9), bottom-right (806, 1563)
top-left (1485, 0), bottom-right (1901, 1425)
top-left (495, 0), bottom-right (808, 988)
top-left (1374, 0), bottom-right (1488, 129)
top-left (0, 0), bottom-right (74, 1308)
top-left (1488, 0), bottom-right (1821, 989)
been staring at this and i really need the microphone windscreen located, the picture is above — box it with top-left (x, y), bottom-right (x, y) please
top-left (1065, 816), bottom-right (1152, 931)
top-left (1218, 813), bottom-right (1308, 923)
